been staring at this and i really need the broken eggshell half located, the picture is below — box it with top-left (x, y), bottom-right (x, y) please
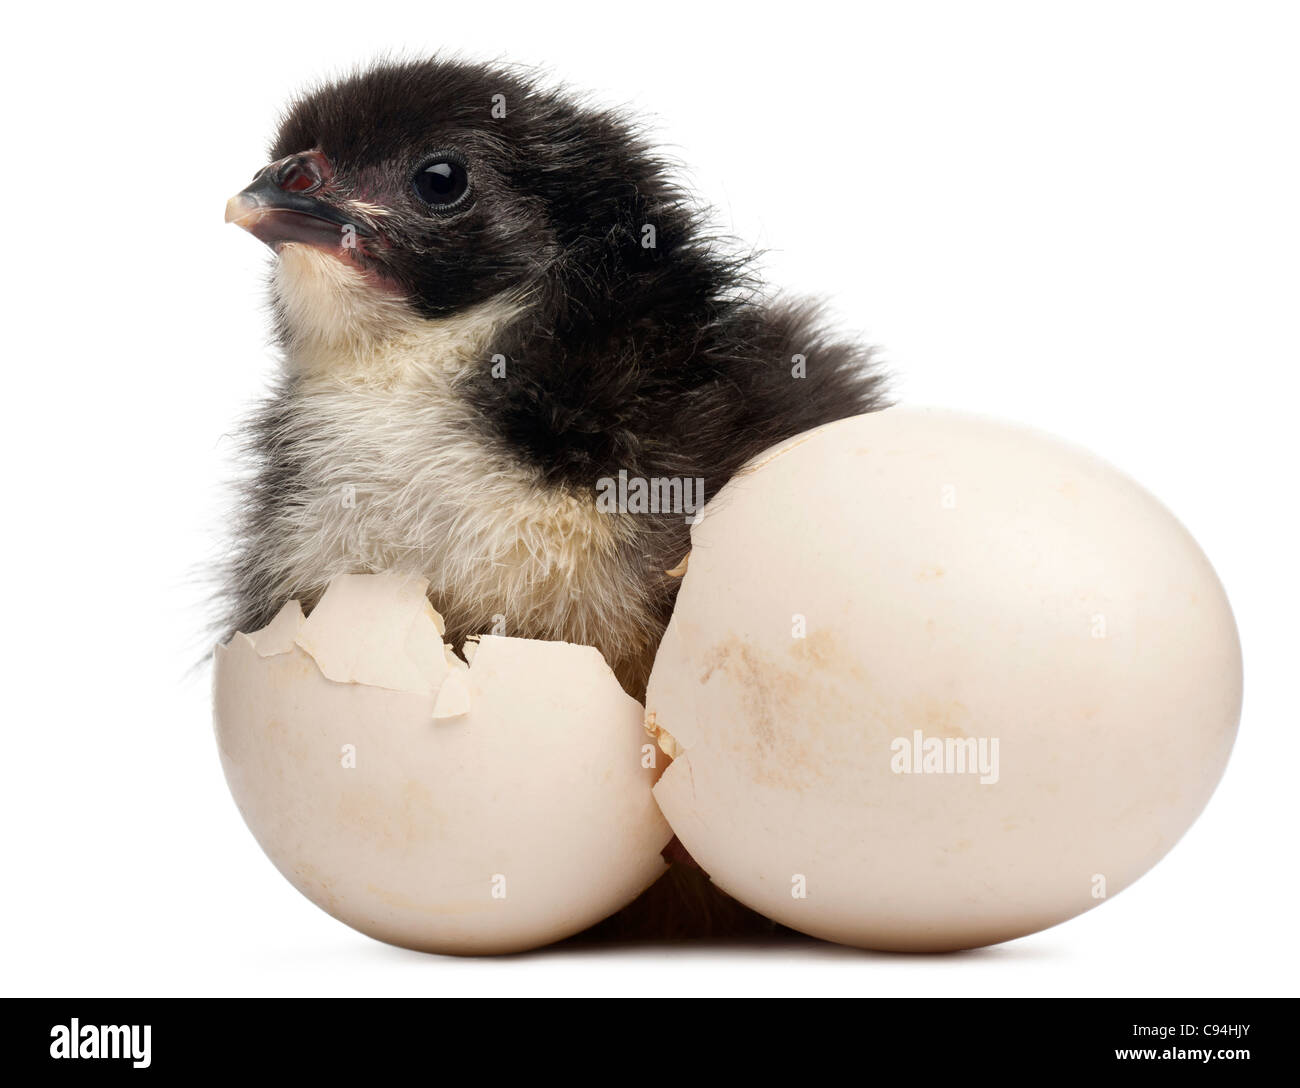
top-left (647, 406), bottom-right (1243, 952)
top-left (213, 572), bottom-right (672, 955)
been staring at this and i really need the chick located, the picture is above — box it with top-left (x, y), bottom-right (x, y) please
top-left (224, 58), bottom-right (887, 937)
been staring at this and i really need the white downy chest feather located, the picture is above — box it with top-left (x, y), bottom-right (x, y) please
top-left (257, 246), bottom-right (656, 671)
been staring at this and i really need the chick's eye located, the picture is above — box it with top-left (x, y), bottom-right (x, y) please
top-left (412, 156), bottom-right (469, 209)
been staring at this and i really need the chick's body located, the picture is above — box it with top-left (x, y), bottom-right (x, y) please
top-left (226, 59), bottom-right (886, 696)
top-left (224, 59), bottom-right (886, 934)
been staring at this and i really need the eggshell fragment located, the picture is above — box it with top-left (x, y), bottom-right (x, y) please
top-left (248, 598), bottom-right (303, 657)
top-left (215, 572), bottom-right (671, 955)
top-left (648, 407), bottom-right (1243, 952)
top-left (294, 572), bottom-right (454, 693)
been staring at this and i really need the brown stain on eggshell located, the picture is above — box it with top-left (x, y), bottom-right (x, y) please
top-left (901, 696), bottom-right (973, 739)
top-left (790, 629), bottom-right (838, 668)
top-left (691, 626), bottom-right (979, 791)
top-left (696, 629), bottom-right (860, 790)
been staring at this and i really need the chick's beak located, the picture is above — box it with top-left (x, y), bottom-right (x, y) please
top-left (225, 151), bottom-right (374, 251)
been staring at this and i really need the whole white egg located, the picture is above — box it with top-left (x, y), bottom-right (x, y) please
top-left (647, 407), bottom-right (1242, 951)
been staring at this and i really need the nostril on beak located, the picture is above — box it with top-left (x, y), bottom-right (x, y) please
top-left (272, 153), bottom-right (325, 194)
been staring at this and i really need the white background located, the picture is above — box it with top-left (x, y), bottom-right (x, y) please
top-left (2, 0), bottom-right (1295, 997)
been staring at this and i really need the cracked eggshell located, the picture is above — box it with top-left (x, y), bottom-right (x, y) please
top-left (648, 407), bottom-right (1242, 952)
top-left (214, 573), bottom-right (671, 955)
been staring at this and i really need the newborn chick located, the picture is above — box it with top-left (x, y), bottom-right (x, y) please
top-left (223, 57), bottom-right (886, 696)
top-left (223, 58), bottom-right (888, 938)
